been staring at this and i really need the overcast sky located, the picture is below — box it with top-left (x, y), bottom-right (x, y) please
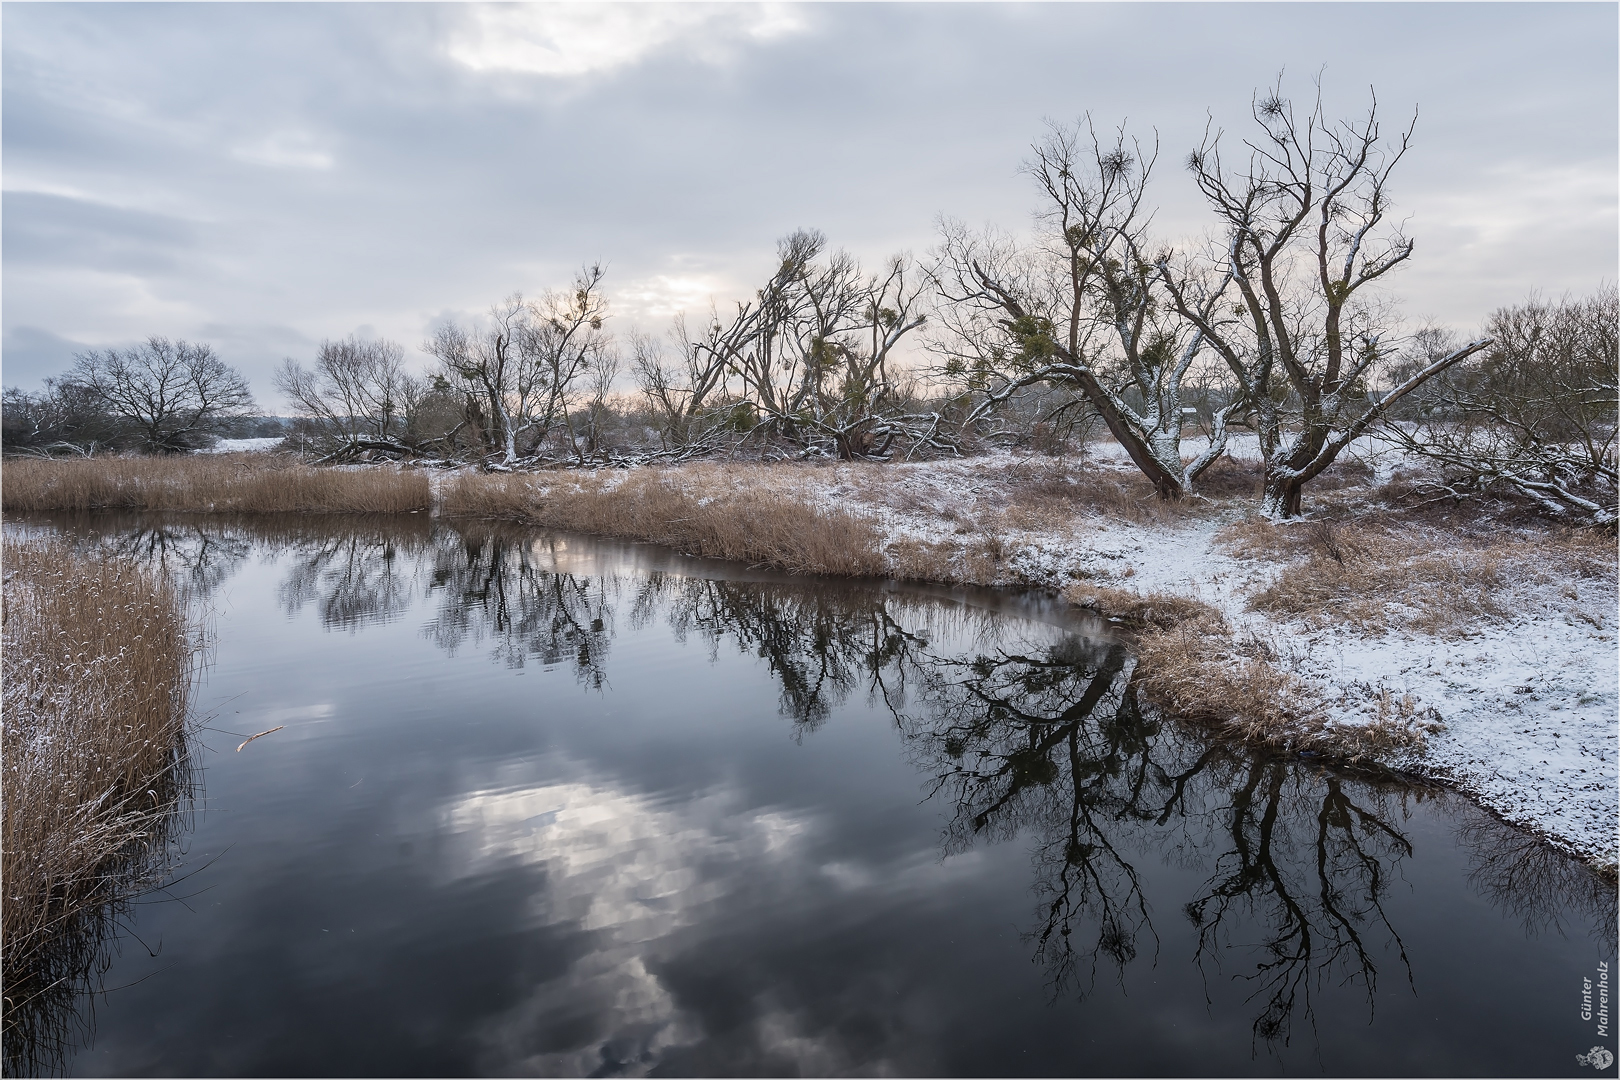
top-left (4, 2), bottom-right (1615, 407)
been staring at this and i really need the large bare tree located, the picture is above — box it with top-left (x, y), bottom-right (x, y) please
top-left (275, 335), bottom-right (424, 457)
top-left (70, 337), bottom-right (256, 453)
top-left (631, 320), bottom-right (736, 454)
top-left (932, 121), bottom-right (1232, 498)
top-left (640, 230), bottom-right (940, 460)
top-left (1157, 82), bottom-right (1490, 517)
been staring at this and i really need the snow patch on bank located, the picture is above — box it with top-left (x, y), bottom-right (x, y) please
top-left (204, 437), bottom-right (285, 454)
top-left (791, 448), bottom-right (1616, 866)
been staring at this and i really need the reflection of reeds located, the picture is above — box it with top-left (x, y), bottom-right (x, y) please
top-left (1, 454), bottom-right (430, 514)
top-left (1, 537), bottom-right (201, 1076)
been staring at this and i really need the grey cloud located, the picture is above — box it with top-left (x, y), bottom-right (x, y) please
top-left (2, 324), bottom-right (88, 389)
top-left (4, 3), bottom-right (1614, 408)
top-left (4, 191), bottom-right (199, 274)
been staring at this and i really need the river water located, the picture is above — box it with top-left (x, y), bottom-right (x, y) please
top-left (10, 513), bottom-right (1617, 1077)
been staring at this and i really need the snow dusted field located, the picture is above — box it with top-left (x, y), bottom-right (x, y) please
top-left (786, 443), bottom-right (1617, 868)
top-left (203, 437), bottom-right (286, 454)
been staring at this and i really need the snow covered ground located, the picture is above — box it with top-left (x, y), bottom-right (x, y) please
top-left (204, 437), bottom-right (285, 453)
top-left (780, 446), bottom-right (1617, 868)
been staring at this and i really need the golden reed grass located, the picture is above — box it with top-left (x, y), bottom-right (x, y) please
top-left (2, 536), bottom-right (201, 1069)
top-left (443, 466), bottom-right (888, 577)
top-left (1061, 583), bottom-right (1431, 764)
top-left (2, 454), bottom-right (430, 514)
top-left (1221, 516), bottom-right (1615, 637)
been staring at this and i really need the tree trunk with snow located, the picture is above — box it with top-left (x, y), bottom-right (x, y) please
top-left (932, 120), bottom-right (1231, 499)
top-left (1158, 80), bottom-right (1490, 518)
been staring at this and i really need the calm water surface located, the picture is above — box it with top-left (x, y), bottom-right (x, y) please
top-left (12, 513), bottom-right (1617, 1077)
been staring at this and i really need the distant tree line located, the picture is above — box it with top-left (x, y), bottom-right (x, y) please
top-left (4, 79), bottom-right (1614, 524)
top-left (2, 338), bottom-right (267, 455)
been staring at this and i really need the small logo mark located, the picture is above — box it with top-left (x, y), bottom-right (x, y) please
top-left (1577, 1046), bottom-right (1614, 1069)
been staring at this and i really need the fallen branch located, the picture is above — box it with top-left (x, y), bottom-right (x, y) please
top-left (234, 726), bottom-right (285, 752)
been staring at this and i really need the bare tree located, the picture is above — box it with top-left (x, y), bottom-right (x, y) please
top-left (631, 322), bottom-right (731, 454)
top-left (932, 121), bottom-right (1233, 498)
top-left (69, 337), bottom-right (256, 453)
top-left (689, 230), bottom-right (939, 459)
top-left (531, 273), bottom-right (617, 464)
top-left (1383, 289), bottom-right (1618, 528)
top-left (275, 336), bottom-right (424, 458)
top-left (579, 341), bottom-right (622, 461)
top-left (1, 379), bottom-right (122, 456)
top-left (425, 266), bottom-right (613, 467)
top-left (1157, 80), bottom-right (1490, 517)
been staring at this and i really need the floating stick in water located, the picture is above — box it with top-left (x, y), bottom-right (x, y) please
top-left (235, 726), bottom-right (285, 752)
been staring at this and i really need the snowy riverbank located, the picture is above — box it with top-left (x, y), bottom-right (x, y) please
top-left (781, 448), bottom-right (1618, 869)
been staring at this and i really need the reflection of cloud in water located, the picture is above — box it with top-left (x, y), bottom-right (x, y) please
top-left (441, 778), bottom-right (813, 1075)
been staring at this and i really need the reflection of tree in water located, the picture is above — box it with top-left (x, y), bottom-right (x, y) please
top-left (278, 528), bottom-right (423, 632)
top-left (640, 576), bottom-right (939, 734)
top-left (27, 514), bottom-right (253, 599)
top-left (903, 637), bottom-right (1161, 998)
top-left (1454, 811), bottom-right (1618, 950)
top-left (903, 635), bottom-right (1426, 1050)
top-left (1180, 758), bottom-right (1415, 1048)
top-left (423, 529), bottom-right (614, 686)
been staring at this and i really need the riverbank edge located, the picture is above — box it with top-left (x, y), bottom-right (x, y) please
top-left (5, 452), bottom-right (1614, 874)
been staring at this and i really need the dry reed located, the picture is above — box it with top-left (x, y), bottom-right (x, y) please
top-left (1125, 615), bottom-right (1432, 763)
top-left (885, 536), bottom-right (1001, 585)
top-left (1002, 461), bottom-right (1207, 525)
top-left (443, 466), bottom-right (889, 577)
top-left (1061, 581), bottom-right (1435, 764)
top-left (2, 537), bottom-right (200, 1071)
top-left (1221, 517), bottom-right (1614, 637)
top-left (1062, 584), bottom-right (1226, 631)
top-left (2, 454), bottom-right (430, 514)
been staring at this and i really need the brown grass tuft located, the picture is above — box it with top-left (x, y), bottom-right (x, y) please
top-left (1220, 517), bottom-right (1613, 637)
top-left (1129, 613), bottom-right (1322, 742)
top-left (1061, 583), bottom-right (1224, 630)
top-left (442, 466), bottom-right (888, 577)
top-left (1187, 455), bottom-right (1267, 500)
top-left (1002, 461), bottom-right (1205, 525)
top-left (2, 537), bottom-right (201, 1069)
top-left (2, 455), bottom-right (430, 514)
top-left (885, 536), bottom-right (1000, 585)
top-left (1061, 578), bottom-right (1438, 764)
top-left (1127, 613), bottom-right (1434, 764)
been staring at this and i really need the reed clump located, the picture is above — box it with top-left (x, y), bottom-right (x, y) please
top-left (2, 454), bottom-right (430, 514)
top-left (2, 537), bottom-right (200, 1070)
top-left (1062, 581), bottom-right (1434, 764)
top-left (1002, 462), bottom-right (1213, 526)
top-left (1062, 583), bottom-right (1225, 631)
top-left (1221, 517), bottom-right (1614, 637)
top-left (443, 466), bottom-right (888, 577)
